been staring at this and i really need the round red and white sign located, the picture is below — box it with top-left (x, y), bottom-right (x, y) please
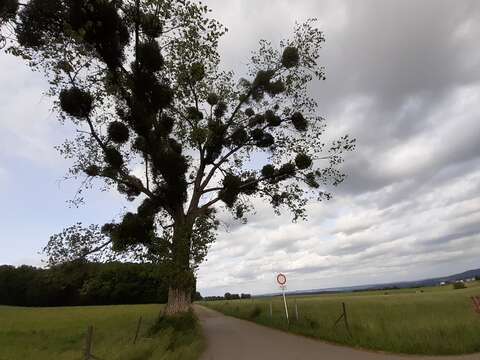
top-left (276, 273), bottom-right (287, 286)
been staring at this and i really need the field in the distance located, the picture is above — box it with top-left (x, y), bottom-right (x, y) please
top-left (0, 304), bottom-right (203, 360)
top-left (201, 281), bottom-right (480, 355)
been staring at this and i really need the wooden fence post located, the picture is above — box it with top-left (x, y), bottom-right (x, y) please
top-left (333, 302), bottom-right (352, 337)
top-left (342, 302), bottom-right (352, 336)
top-left (269, 302), bottom-right (273, 317)
top-left (84, 325), bottom-right (93, 360)
top-left (295, 299), bottom-right (299, 321)
top-left (133, 316), bottom-right (143, 344)
top-left (471, 296), bottom-right (480, 314)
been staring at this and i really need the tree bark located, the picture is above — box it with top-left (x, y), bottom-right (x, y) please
top-left (165, 286), bottom-right (191, 315)
top-left (164, 217), bottom-right (195, 315)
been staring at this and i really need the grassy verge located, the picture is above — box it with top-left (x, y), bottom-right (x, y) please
top-left (201, 281), bottom-right (480, 355)
top-left (0, 304), bottom-right (204, 360)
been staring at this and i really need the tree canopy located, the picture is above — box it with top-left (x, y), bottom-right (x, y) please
top-left (0, 0), bottom-right (355, 313)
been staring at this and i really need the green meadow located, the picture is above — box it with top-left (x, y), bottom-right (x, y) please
top-left (0, 304), bottom-right (204, 360)
top-left (201, 281), bottom-right (480, 355)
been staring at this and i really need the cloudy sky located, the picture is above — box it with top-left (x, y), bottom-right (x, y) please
top-left (1, 0), bottom-right (479, 296)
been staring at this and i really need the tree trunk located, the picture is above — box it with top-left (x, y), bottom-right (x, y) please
top-left (164, 217), bottom-right (195, 316)
top-left (165, 286), bottom-right (191, 315)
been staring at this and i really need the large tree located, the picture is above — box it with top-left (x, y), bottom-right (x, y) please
top-left (0, 0), bottom-right (355, 314)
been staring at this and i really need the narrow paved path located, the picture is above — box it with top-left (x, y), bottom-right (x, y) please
top-left (195, 305), bottom-right (480, 360)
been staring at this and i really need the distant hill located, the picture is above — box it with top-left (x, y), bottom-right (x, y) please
top-left (258, 268), bottom-right (480, 297)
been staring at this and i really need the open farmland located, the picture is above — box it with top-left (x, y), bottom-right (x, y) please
top-left (0, 304), bottom-right (204, 360)
top-left (201, 281), bottom-right (480, 355)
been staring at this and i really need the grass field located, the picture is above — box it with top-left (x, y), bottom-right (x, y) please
top-left (0, 304), bottom-right (204, 360)
top-left (201, 281), bottom-right (480, 355)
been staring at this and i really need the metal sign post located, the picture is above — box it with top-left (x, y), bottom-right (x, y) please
top-left (276, 273), bottom-right (289, 323)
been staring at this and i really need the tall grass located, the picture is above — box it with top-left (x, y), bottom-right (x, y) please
top-left (201, 281), bottom-right (480, 355)
top-left (0, 304), bottom-right (204, 360)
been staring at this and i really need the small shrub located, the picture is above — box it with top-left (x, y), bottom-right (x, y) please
top-left (149, 309), bottom-right (197, 334)
top-left (304, 315), bottom-right (319, 329)
top-left (453, 282), bottom-right (466, 290)
top-left (148, 310), bottom-right (200, 351)
top-left (249, 305), bottom-right (262, 319)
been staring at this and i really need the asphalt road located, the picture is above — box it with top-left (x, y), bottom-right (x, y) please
top-left (195, 305), bottom-right (480, 360)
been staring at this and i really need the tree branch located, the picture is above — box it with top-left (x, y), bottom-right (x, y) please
top-left (144, 153), bottom-right (150, 191)
top-left (80, 239), bottom-right (112, 258)
top-left (200, 145), bottom-right (243, 191)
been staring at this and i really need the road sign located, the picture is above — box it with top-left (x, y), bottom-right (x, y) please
top-left (276, 273), bottom-right (289, 323)
top-left (276, 273), bottom-right (287, 286)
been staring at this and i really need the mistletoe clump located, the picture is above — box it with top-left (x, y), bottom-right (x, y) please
top-left (59, 88), bottom-right (93, 118)
top-left (250, 69), bottom-right (286, 101)
top-left (261, 164), bottom-right (275, 178)
top-left (16, 0), bottom-right (64, 47)
top-left (84, 164), bottom-right (100, 177)
top-left (108, 212), bottom-right (155, 251)
top-left (204, 120), bottom-right (227, 163)
top-left (245, 108), bottom-right (255, 117)
top-left (265, 110), bottom-right (282, 126)
top-left (0, 0), bottom-right (18, 22)
top-left (250, 128), bottom-right (274, 148)
top-left (108, 121), bottom-right (129, 144)
top-left (230, 127), bottom-right (248, 146)
top-left (104, 147), bottom-right (123, 169)
top-left (190, 62), bottom-right (205, 82)
top-left (278, 163), bottom-right (296, 178)
top-left (305, 172), bottom-right (320, 188)
top-left (141, 13), bottom-right (163, 38)
top-left (68, 0), bottom-right (129, 68)
top-left (295, 153), bottom-right (312, 169)
top-left (207, 92), bottom-right (219, 106)
top-left (281, 46), bottom-right (300, 68)
top-left (117, 175), bottom-right (143, 200)
top-left (213, 101), bottom-right (227, 118)
top-left (219, 173), bottom-right (242, 207)
top-left (291, 112), bottom-right (308, 131)
top-left (248, 114), bottom-right (265, 127)
top-left (137, 41), bottom-right (164, 72)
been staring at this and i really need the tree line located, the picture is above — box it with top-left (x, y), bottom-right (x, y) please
top-left (202, 293), bottom-right (251, 301)
top-left (0, 261), bottom-right (181, 307)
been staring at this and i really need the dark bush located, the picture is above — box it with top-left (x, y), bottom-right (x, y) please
top-left (150, 309), bottom-right (197, 334)
top-left (249, 305), bottom-right (262, 319)
top-left (304, 315), bottom-right (319, 329)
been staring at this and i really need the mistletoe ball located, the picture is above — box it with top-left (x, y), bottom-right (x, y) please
top-left (59, 87), bottom-right (93, 118)
top-left (281, 46), bottom-right (300, 68)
